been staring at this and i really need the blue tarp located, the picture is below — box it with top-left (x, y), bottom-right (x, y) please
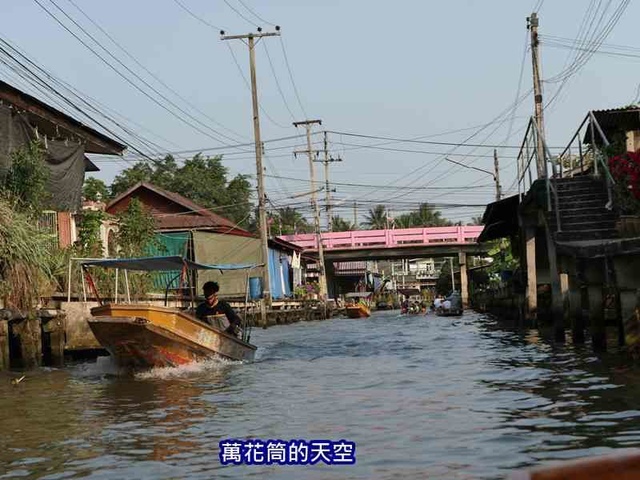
top-left (268, 248), bottom-right (292, 299)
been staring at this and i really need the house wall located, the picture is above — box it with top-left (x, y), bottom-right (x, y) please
top-left (108, 189), bottom-right (190, 216)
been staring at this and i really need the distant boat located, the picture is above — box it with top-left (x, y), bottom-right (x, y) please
top-left (79, 256), bottom-right (260, 369)
top-left (435, 291), bottom-right (463, 317)
top-left (344, 292), bottom-right (372, 318)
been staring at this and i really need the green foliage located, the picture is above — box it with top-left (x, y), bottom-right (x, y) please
top-left (435, 258), bottom-right (455, 295)
top-left (468, 216), bottom-right (483, 226)
top-left (76, 210), bottom-right (106, 256)
top-left (331, 215), bottom-right (353, 232)
top-left (395, 203), bottom-right (452, 228)
top-left (2, 140), bottom-right (50, 216)
top-left (83, 177), bottom-right (109, 202)
top-left (363, 205), bottom-right (388, 229)
top-left (109, 154), bottom-right (253, 226)
top-left (271, 207), bottom-right (312, 235)
top-left (116, 199), bottom-right (158, 257)
top-left (0, 198), bottom-right (58, 310)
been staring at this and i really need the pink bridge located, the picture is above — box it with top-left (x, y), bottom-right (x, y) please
top-left (280, 226), bottom-right (484, 251)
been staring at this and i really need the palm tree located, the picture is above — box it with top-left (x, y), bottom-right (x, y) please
top-left (468, 216), bottom-right (484, 226)
top-left (276, 207), bottom-right (311, 234)
top-left (363, 205), bottom-right (388, 229)
top-left (331, 215), bottom-right (353, 232)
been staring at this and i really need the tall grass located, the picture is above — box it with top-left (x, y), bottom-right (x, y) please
top-left (0, 198), bottom-right (58, 311)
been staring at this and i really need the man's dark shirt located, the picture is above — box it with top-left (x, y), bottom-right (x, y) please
top-left (195, 300), bottom-right (242, 328)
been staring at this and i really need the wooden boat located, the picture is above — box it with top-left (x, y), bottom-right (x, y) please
top-left (344, 292), bottom-right (372, 318)
top-left (79, 255), bottom-right (260, 369)
top-left (89, 304), bottom-right (256, 369)
top-left (345, 303), bottom-right (371, 318)
top-left (508, 449), bottom-right (640, 479)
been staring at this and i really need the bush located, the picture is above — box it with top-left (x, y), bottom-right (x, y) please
top-left (608, 151), bottom-right (640, 215)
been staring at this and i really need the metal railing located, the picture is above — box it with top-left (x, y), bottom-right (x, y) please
top-left (516, 112), bottom-right (617, 234)
top-left (556, 111), bottom-right (615, 210)
top-left (516, 117), bottom-right (562, 232)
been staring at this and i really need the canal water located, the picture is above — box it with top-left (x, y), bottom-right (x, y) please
top-left (2, 311), bottom-right (640, 479)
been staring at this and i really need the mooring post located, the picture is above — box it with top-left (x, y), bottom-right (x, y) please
top-left (458, 251), bottom-right (469, 308)
top-left (588, 285), bottom-right (606, 352)
top-left (0, 318), bottom-right (9, 371)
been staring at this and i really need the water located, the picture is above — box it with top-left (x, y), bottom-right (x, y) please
top-left (2, 311), bottom-right (640, 479)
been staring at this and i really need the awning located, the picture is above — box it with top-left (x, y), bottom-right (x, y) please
top-left (80, 255), bottom-right (259, 272)
top-left (345, 292), bottom-right (372, 298)
top-left (478, 194), bottom-right (520, 242)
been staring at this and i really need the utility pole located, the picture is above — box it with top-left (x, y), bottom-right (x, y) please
top-left (528, 12), bottom-right (547, 178)
top-left (221, 27), bottom-right (280, 311)
top-left (293, 119), bottom-right (328, 300)
top-left (320, 131), bottom-right (342, 231)
top-left (493, 149), bottom-right (502, 201)
top-left (449, 257), bottom-right (455, 293)
top-left (353, 201), bottom-right (358, 228)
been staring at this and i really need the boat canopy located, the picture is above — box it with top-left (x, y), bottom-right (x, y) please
top-left (80, 255), bottom-right (259, 272)
top-left (345, 292), bottom-right (372, 298)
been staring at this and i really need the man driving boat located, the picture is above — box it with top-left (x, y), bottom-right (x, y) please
top-left (195, 281), bottom-right (242, 336)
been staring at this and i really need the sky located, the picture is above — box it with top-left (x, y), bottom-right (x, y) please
top-left (2, 0), bottom-right (640, 226)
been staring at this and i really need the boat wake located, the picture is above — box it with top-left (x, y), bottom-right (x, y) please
top-left (135, 357), bottom-right (244, 380)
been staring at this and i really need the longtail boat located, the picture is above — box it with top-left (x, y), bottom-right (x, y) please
top-left (79, 256), bottom-right (260, 369)
top-left (344, 292), bottom-right (371, 318)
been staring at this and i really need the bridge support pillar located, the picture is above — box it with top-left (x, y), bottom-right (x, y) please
top-left (458, 251), bottom-right (468, 308)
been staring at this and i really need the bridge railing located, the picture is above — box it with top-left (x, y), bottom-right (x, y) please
top-left (280, 226), bottom-right (484, 250)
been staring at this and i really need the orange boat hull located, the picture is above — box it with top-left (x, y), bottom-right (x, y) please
top-left (345, 305), bottom-right (371, 318)
top-left (88, 304), bottom-right (256, 369)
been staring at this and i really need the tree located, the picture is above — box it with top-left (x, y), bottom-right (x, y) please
top-left (435, 258), bottom-right (456, 295)
top-left (110, 162), bottom-right (154, 197)
top-left (363, 205), bottom-right (388, 229)
top-left (272, 207), bottom-right (312, 235)
top-left (396, 202), bottom-right (451, 228)
top-left (468, 216), bottom-right (483, 226)
top-left (83, 177), bottom-right (109, 202)
top-left (116, 198), bottom-right (158, 257)
top-left (3, 140), bottom-right (49, 216)
top-left (331, 215), bottom-right (353, 232)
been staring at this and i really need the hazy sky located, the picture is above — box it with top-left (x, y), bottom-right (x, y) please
top-left (3, 0), bottom-right (639, 225)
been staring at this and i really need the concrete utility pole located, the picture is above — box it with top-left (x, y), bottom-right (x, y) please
top-left (293, 119), bottom-right (328, 300)
top-left (320, 131), bottom-right (342, 231)
top-left (494, 149), bottom-right (502, 201)
top-left (449, 257), bottom-right (455, 293)
top-left (528, 12), bottom-right (547, 178)
top-left (353, 201), bottom-right (358, 228)
top-left (221, 28), bottom-right (280, 310)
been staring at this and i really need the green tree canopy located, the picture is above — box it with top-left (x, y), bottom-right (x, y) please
top-left (395, 203), bottom-right (452, 228)
top-left (83, 177), bottom-right (109, 202)
top-left (270, 207), bottom-right (312, 235)
top-left (331, 215), bottom-right (353, 232)
top-left (363, 205), bottom-right (388, 230)
top-left (110, 154), bottom-right (253, 226)
top-left (2, 140), bottom-right (49, 216)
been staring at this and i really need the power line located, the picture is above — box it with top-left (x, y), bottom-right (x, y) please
top-left (263, 41), bottom-right (297, 121)
top-left (67, 0), bottom-right (248, 143)
top-left (279, 36), bottom-right (308, 120)
top-left (32, 0), bottom-right (247, 148)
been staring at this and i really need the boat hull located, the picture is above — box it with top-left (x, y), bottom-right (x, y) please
top-left (345, 305), bottom-right (371, 318)
top-left (88, 304), bottom-right (256, 369)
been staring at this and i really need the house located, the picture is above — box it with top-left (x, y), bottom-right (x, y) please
top-left (105, 182), bottom-right (302, 299)
top-left (0, 80), bottom-right (126, 247)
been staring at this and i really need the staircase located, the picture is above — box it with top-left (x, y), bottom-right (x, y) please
top-left (550, 176), bottom-right (619, 242)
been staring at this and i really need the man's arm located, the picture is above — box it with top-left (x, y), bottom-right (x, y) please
top-left (219, 301), bottom-right (242, 327)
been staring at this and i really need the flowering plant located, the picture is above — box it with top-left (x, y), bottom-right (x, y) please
top-left (305, 281), bottom-right (320, 294)
top-left (608, 151), bottom-right (640, 214)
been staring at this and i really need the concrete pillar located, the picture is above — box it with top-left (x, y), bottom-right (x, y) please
top-left (458, 251), bottom-right (468, 308)
top-left (43, 313), bottom-right (66, 367)
top-left (525, 227), bottom-right (537, 321)
top-left (543, 219), bottom-right (564, 343)
top-left (0, 319), bottom-right (9, 371)
top-left (588, 285), bottom-right (606, 352)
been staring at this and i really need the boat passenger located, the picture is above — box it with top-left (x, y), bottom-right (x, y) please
top-left (196, 281), bottom-right (242, 336)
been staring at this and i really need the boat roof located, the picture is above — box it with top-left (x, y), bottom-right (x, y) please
top-left (80, 255), bottom-right (259, 272)
top-left (345, 292), bottom-right (371, 298)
